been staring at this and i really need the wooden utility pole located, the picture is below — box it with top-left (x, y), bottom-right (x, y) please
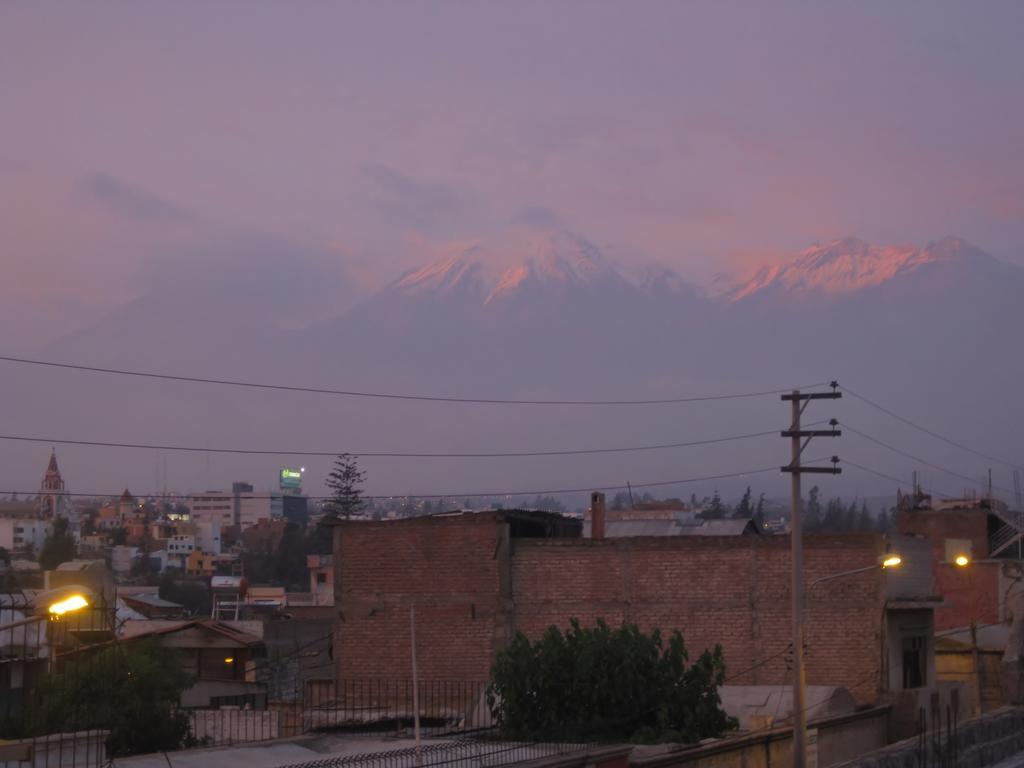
top-left (782, 383), bottom-right (841, 768)
top-left (411, 606), bottom-right (423, 767)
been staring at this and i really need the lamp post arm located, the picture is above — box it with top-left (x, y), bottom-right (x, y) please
top-left (0, 614), bottom-right (46, 633)
top-left (807, 564), bottom-right (880, 595)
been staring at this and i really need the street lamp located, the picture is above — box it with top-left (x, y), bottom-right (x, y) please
top-left (794, 554), bottom-right (901, 763)
top-left (0, 585), bottom-right (94, 632)
top-left (806, 553), bottom-right (903, 595)
top-left (954, 554), bottom-right (970, 568)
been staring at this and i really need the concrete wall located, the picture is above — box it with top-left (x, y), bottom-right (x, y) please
top-left (831, 706), bottom-right (1024, 768)
top-left (630, 707), bottom-right (890, 768)
top-left (188, 709), bottom-right (279, 746)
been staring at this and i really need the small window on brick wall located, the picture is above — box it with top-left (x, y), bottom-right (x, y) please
top-left (944, 538), bottom-right (972, 563)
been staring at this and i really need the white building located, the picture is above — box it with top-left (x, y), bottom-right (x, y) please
top-left (194, 519), bottom-right (222, 555)
top-left (0, 519), bottom-right (50, 553)
top-left (188, 483), bottom-right (282, 531)
top-left (111, 545), bottom-right (138, 577)
top-left (188, 492), bottom-right (235, 528)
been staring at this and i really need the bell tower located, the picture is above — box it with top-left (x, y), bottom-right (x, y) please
top-left (39, 449), bottom-right (66, 520)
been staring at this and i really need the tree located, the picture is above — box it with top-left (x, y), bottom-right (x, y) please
top-left (754, 493), bottom-right (767, 527)
top-left (324, 454), bottom-right (367, 520)
top-left (732, 487), bottom-right (753, 519)
top-left (699, 490), bottom-right (727, 520)
top-left (159, 574), bottom-right (211, 617)
top-left (856, 501), bottom-right (873, 531)
top-left (804, 486), bottom-right (822, 531)
top-left (110, 527), bottom-right (128, 546)
top-left (0, 547), bottom-right (10, 566)
top-left (35, 639), bottom-right (195, 756)
top-left (488, 618), bottom-right (736, 743)
top-left (38, 517), bottom-right (76, 571)
top-left (274, 522), bottom-right (309, 590)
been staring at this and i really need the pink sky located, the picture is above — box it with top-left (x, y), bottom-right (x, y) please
top-left (2, 1), bottom-right (1023, 345)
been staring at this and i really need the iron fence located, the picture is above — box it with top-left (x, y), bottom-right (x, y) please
top-left (1, 599), bottom-right (506, 765)
top-left (277, 737), bottom-right (596, 768)
top-left (917, 689), bottom-right (960, 768)
top-left (303, 679), bottom-right (493, 736)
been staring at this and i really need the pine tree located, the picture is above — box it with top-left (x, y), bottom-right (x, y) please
top-left (39, 517), bottom-right (77, 571)
top-left (857, 501), bottom-right (872, 531)
top-left (804, 486), bottom-right (822, 531)
top-left (701, 489), bottom-right (726, 519)
top-left (754, 493), bottom-right (767, 526)
top-left (733, 486), bottom-right (753, 519)
top-left (324, 454), bottom-right (366, 520)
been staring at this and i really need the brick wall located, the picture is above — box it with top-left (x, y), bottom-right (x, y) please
top-left (333, 513), bottom-right (510, 680)
top-left (511, 534), bottom-right (886, 702)
top-left (334, 514), bottom-right (891, 704)
top-left (896, 507), bottom-right (998, 630)
top-left (934, 560), bottom-right (1000, 631)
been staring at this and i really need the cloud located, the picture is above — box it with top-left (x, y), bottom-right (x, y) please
top-left (512, 205), bottom-right (562, 230)
top-left (82, 173), bottom-right (190, 222)
top-left (355, 164), bottom-right (483, 236)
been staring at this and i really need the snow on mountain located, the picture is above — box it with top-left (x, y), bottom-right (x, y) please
top-left (723, 236), bottom-right (995, 301)
top-left (390, 246), bottom-right (488, 298)
top-left (384, 231), bottom-right (634, 306)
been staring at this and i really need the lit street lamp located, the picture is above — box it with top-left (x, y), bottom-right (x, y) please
top-left (0, 585), bottom-right (94, 632)
top-left (807, 553), bottom-right (902, 595)
top-left (794, 554), bottom-right (902, 764)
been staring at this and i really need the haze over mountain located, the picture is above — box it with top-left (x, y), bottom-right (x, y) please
top-left (4, 231), bottom-right (1023, 508)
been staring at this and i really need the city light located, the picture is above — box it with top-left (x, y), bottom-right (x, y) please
top-left (954, 554), bottom-right (970, 567)
top-left (47, 594), bottom-right (89, 616)
top-left (881, 555), bottom-right (902, 568)
top-left (224, 657), bottom-right (234, 664)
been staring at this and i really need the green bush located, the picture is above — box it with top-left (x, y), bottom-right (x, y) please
top-left (35, 639), bottom-right (196, 756)
top-left (487, 618), bottom-right (736, 744)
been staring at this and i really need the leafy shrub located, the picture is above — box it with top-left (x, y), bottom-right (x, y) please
top-left (488, 618), bottom-right (736, 743)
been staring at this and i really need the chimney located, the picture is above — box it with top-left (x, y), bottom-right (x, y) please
top-left (591, 491), bottom-right (606, 540)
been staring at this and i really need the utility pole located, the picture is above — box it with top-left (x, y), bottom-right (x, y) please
top-left (411, 606), bottom-right (423, 767)
top-left (782, 383), bottom-right (841, 768)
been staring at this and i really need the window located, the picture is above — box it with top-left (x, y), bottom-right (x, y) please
top-left (316, 573), bottom-right (327, 584)
top-left (944, 539), bottom-right (972, 562)
top-left (902, 636), bottom-right (926, 689)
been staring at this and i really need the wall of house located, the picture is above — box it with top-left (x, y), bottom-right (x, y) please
top-left (511, 534), bottom-right (886, 703)
top-left (334, 515), bottom-right (893, 705)
top-left (935, 560), bottom-right (1000, 631)
top-left (333, 513), bottom-right (511, 680)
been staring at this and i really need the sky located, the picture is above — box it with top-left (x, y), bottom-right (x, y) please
top-left (2, 3), bottom-right (1024, 504)
top-left (3, 2), bottom-right (1024, 346)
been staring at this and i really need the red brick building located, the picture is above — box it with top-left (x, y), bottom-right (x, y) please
top-left (896, 493), bottom-right (1023, 631)
top-left (332, 508), bottom-right (938, 703)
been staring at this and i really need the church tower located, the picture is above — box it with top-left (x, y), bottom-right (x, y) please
top-left (39, 449), bottom-right (66, 520)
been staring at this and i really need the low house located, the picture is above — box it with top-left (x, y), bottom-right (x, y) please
top-left (121, 592), bottom-right (185, 619)
top-left (120, 619), bottom-right (267, 708)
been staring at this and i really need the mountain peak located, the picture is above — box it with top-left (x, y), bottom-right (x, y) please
top-left (725, 236), bottom-right (990, 301)
top-left (391, 245), bottom-right (487, 298)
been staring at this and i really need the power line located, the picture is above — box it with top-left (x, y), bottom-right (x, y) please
top-left (841, 422), bottom-right (1015, 496)
top-left (0, 424), bottom-right (817, 459)
top-left (840, 457), bottom-right (956, 500)
top-left (0, 355), bottom-right (825, 406)
top-left (0, 463), bottom-right (786, 502)
top-left (841, 384), bottom-right (1024, 473)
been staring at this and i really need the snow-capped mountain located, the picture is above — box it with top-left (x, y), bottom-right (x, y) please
top-left (383, 232), bottom-right (636, 307)
top-left (722, 236), bottom-right (1003, 302)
